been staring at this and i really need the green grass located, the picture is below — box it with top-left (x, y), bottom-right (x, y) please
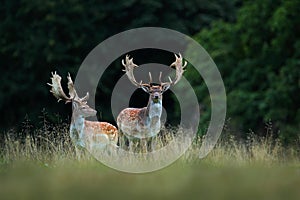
top-left (0, 125), bottom-right (300, 200)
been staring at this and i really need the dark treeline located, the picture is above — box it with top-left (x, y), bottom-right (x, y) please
top-left (192, 0), bottom-right (300, 142)
top-left (0, 0), bottom-right (299, 143)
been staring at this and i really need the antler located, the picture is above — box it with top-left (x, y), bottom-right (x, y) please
top-left (169, 53), bottom-right (187, 85)
top-left (122, 55), bottom-right (144, 87)
top-left (122, 53), bottom-right (186, 87)
top-left (66, 73), bottom-right (89, 103)
top-left (159, 53), bottom-right (187, 86)
top-left (48, 72), bottom-right (89, 103)
top-left (66, 73), bottom-right (77, 100)
top-left (48, 71), bottom-right (72, 103)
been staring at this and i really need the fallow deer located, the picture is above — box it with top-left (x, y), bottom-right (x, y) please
top-left (117, 53), bottom-right (187, 151)
top-left (48, 72), bottom-right (118, 149)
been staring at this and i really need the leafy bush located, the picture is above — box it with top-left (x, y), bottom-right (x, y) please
top-left (0, 0), bottom-right (237, 131)
top-left (191, 0), bottom-right (300, 142)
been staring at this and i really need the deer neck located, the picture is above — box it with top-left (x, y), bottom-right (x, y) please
top-left (71, 112), bottom-right (85, 132)
top-left (146, 97), bottom-right (162, 121)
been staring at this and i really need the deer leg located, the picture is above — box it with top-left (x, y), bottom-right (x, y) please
top-left (119, 131), bottom-right (130, 151)
top-left (69, 128), bottom-right (86, 160)
top-left (148, 137), bottom-right (154, 152)
top-left (129, 140), bottom-right (134, 152)
top-left (140, 138), bottom-right (148, 153)
top-left (118, 130), bottom-right (124, 148)
top-left (73, 141), bottom-right (86, 160)
top-left (152, 136), bottom-right (162, 151)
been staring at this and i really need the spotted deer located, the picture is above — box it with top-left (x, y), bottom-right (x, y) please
top-left (48, 72), bottom-right (118, 149)
top-left (117, 53), bottom-right (186, 151)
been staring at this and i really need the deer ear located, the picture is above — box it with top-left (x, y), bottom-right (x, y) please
top-left (141, 85), bottom-right (151, 93)
top-left (80, 92), bottom-right (89, 103)
top-left (72, 101), bottom-right (78, 109)
top-left (162, 83), bottom-right (170, 92)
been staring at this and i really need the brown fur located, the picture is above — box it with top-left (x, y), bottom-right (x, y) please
top-left (84, 121), bottom-right (118, 144)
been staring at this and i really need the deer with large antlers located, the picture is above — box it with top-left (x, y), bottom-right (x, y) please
top-left (117, 53), bottom-right (187, 151)
top-left (48, 72), bottom-right (118, 150)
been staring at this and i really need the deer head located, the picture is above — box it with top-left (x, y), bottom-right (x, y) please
top-left (48, 72), bottom-right (96, 118)
top-left (122, 53), bottom-right (187, 103)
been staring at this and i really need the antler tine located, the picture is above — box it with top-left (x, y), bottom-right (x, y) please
top-left (159, 72), bottom-right (162, 83)
top-left (158, 71), bottom-right (174, 86)
top-left (169, 53), bottom-right (186, 85)
top-left (67, 73), bottom-right (78, 100)
top-left (67, 73), bottom-right (91, 104)
top-left (149, 72), bottom-right (153, 83)
top-left (48, 71), bottom-right (72, 103)
top-left (80, 92), bottom-right (89, 103)
top-left (122, 55), bottom-right (143, 88)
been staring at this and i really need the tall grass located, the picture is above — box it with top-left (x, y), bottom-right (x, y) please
top-left (1, 117), bottom-right (299, 168)
top-left (1, 118), bottom-right (300, 200)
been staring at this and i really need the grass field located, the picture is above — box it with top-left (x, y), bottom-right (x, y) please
top-left (0, 125), bottom-right (300, 200)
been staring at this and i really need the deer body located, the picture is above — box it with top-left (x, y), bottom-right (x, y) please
top-left (48, 72), bottom-right (118, 149)
top-left (70, 110), bottom-right (118, 148)
top-left (117, 96), bottom-right (162, 139)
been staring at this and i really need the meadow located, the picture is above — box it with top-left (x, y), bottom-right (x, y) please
top-left (0, 121), bottom-right (299, 200)
top-left (1, 1), bottom-right (299, 200)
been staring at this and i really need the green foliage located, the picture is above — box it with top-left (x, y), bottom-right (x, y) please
top-left (0, 0), bottom-right (237, 131)
top-left (192, 0), bottom-right (300, 142)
